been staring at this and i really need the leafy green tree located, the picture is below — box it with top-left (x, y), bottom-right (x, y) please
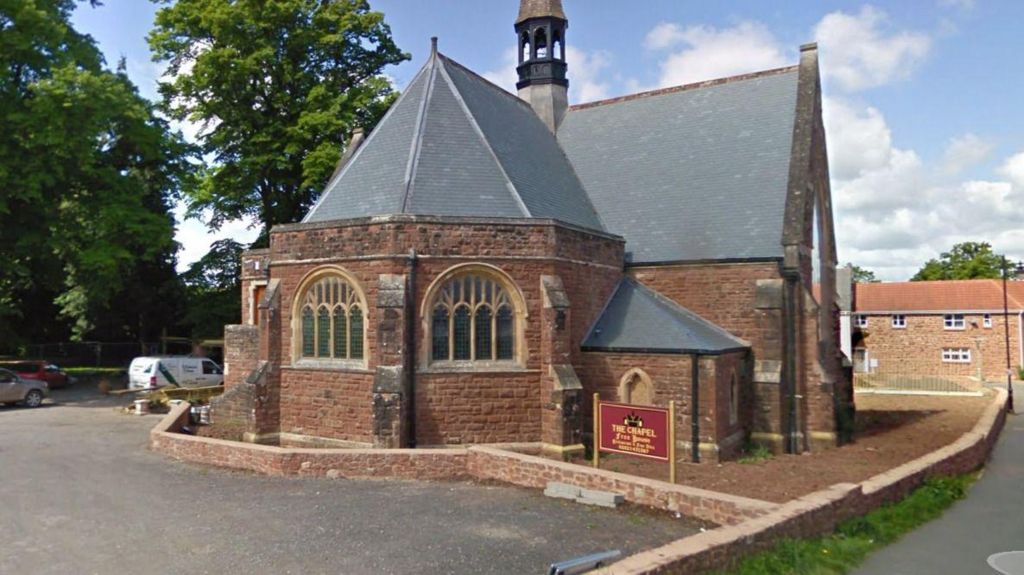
top-left (0, 0), bottom-right (191, 349)
top-left (149, 0), bottom-right (409, 241)
top-left (847, 264), bottom-right (879, 283)
top-left (180, 239), bottom-right (244, 339)
top-left (912, 242), bottom-right (1006, 281)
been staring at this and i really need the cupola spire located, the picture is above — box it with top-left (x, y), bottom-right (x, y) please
top-left (515, 0), bottom-right (568, 133)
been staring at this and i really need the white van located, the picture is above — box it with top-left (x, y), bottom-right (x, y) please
top-left (128, 357), bottom-right (224, 390)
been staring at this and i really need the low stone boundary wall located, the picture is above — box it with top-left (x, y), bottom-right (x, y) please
top-left (467, 447), bottom-right (776, 526)
top-left (150, 388), bottom-right (1008, 573)
top-left (595, 388), bottom-right (1009, 574)
top-left (150, 404), bottom-right (776, 525)
top-left (150, 403), bottom-right (466, 481)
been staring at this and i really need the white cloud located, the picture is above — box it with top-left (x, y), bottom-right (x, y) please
top-left (482, 46), bottom-right (613, 104)
top-left (643, 22), bottom-right (687, 51)
top-left (830, 97), bottom-right (1024, 279)
top-left (645, 21), bottom-right (789, 88)
top-left (941, 133), bottom-right (994, 176)
top-left (175, 204), bottom-right (261, 272)
top-left (823, 98), bottom-right (894, 180)
top-left (814, 6), bottom-right (931, 92)
top-left (998, 151), bottom-right (1024, 188)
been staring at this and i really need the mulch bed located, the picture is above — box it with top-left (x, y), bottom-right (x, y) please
top-left (565, 392), bottom-right (994, 503)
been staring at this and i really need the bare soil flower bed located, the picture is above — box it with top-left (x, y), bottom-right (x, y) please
top-left (571, 392), bottom-right (993, 503)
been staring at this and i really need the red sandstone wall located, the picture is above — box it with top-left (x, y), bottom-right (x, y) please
top-left (629, 263), bottom-right (781, 354)
top-left (415, 371), bottom-right (541, 445)
top-left (223, 325), bottom-right (259, 391)
top-left (240, 249), bottom-right (270, 326)
top-left (262, 218), bottom-right (624, 445)
top-left (858, 312), bottom-right (1023, 380)
top-left (278, 368), bottom-right (374, 443)
top-left (577, 352), bottom-right (745, 461)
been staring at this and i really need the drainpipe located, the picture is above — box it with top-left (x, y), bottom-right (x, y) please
top-left (691, 354), bottom-right (700, 463)
top-left (783, 270), bottom-right (801, 455)
top-left (406, 249), bottom-right (418, 447)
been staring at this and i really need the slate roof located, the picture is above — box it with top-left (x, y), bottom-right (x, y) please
top-left (558, 68), bottom-right (800, 263)
top-left (303, 51), bottom-right (604, 232)
top-left (582, 278), bottom-right (749, 355)
top-left (855, 280), bottom-right (1024, 313)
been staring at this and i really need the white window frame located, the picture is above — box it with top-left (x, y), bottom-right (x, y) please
top-left (941, 348), bottom-right (972, 363)
top-left (891, 314), bottom-right (906, 329)
top-left (854, 314), bottom-right (868, 328)
top-left (983, 313), bottom-right (992, 328)
top-left (943, 314), bottom-right (965, 330)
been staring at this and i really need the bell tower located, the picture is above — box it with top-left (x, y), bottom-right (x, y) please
top-left (515, 0), bottom-right (568, 133)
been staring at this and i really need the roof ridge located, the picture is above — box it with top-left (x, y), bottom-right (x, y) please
top-left (568, 64), bottom-right (800, 112)
top-left (435, 56), bottom-right (532, 217)
top-left (400, 52), bottom-right (439, 212)
top-left (437, 53), bottom-right (536, 110)
top-left (302, 62), bottom-right (432, 223)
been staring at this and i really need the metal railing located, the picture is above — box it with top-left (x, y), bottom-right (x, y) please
top-left (853, 358), bottom-right (985, 396)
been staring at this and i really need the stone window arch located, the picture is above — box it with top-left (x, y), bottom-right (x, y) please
top-left (423, 264), bottom-right (526, 366)
top-left (293, 267), bottom-right (367, 365)
top-left (619, 368), bottom-right (653, 406)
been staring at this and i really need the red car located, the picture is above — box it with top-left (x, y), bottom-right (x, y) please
top-left (0, 361), bottom-right (72, 389)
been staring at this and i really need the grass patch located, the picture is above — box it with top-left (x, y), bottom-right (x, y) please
top-left (737, 443), bottom-right (773, 464)
top-left (719, 473), bottom-right (977, 575)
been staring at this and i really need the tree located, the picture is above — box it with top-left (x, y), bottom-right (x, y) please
top-left (148, 0), bottom-right (409, 242)
top-left (180, 239), bottom-right (244, 339)
top-left (0, 0), bottom-right (192, 350)
top-left (847, 264), bottom-right (879, 283)
top-left (912, 242), bottom-right (1006, 281)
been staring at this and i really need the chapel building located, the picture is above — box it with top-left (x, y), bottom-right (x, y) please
top-left (215, 0), bottom-right (852, 461)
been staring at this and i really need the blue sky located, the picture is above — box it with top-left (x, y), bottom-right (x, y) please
top-left (72, 0), bottom-right (1024, 280)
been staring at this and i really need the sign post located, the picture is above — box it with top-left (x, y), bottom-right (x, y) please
top-left (592, 393), bottom-right (600, 469)
top-left (668, 400), bottom-right (676, 484)
top-left (595, 397), bottom-right (674, 482)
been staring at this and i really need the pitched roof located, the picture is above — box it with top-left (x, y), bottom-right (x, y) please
top-left (303, 51), bottom-right (604, 232)
top-left (582, 278), bottom-right (749, 355)
top-left (855, 280), bottom-right (1024, 313)
top-left (517, 0), bottom-right (565, 23)
top-left (558, 67), bottom-right (800, 264)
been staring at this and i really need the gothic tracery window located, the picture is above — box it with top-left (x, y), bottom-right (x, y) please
top-left (297, 274), bottom-right (365, 361)
top-left (429, 273), bottom-right (517, 363)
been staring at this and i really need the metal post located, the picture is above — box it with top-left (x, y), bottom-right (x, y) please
top-left (668, 400), bottom-right (676, 484)
top-left (691, 355), bottom-right (700, 463)
top-left (1004, 258), bottom-right (1014, 412)
top-left (592, 393), bottom-right (600, 469)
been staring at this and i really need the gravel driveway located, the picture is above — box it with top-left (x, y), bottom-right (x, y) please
top-left (0, 386), bottom-right (698, 574)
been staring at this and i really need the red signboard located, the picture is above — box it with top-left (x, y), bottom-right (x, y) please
top-left (597, 401), bottom-right (670, 461)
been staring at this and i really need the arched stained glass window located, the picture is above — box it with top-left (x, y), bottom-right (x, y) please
top-left (428, 271), bottom-right (518, 363)
top-left (496, 306), bottom-right (514, 360)
top-left (296, 273), bottom-right (366, 362)
top-left (349, 306), bottom-right (364, 360)
top-left (317, 308), bottom-right (330, 357)
top-left (432, 306), bottom-right (449, 361)
top-left (474, 306), bottom-right (492, 360)
top-left (301, 308), bottom-right (315, 358)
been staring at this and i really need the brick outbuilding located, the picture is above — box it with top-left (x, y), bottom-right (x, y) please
top-left (215, 0), bottom-right (851, 461)
top-left (853, 279), bottom-right (1024, 381)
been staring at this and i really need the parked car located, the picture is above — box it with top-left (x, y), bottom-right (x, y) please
top-left (0, 360), bottom-right (72, 389)
top-left (0, 368), bottom-right (48, 407)
top-left (127, 357), bottom-right (224, 390)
